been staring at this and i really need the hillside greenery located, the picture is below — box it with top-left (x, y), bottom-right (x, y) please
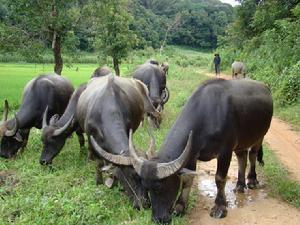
top-left (0, 0), bottom-right (233, 65)
top-left (219, 0), bottom-right (300, 110)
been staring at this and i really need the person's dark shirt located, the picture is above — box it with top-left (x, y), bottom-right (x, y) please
top-left (214, 56), bottom-right (221, 65)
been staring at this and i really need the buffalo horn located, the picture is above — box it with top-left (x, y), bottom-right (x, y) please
top-left (146, 126), bottom-right (156, 159)
top-left (52, 115), bottom-right (74, 136)
top-left (90, 136), bottom-right (132, 166)
top-left (161, 86), bottom-right (169, 105)
top-left (155, 131), bottom-right (193, 179)
top-left (156, 104), bottom-right (162, 113)
top-left (4, 114), bottom-right (19, 137)
top-left (129, 129), bottom-right (147, 176)
top-left (42, 106), bottom-right (49, 129)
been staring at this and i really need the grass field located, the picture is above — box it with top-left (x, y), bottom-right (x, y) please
top-left (0, 47), bottom-right (211, 224)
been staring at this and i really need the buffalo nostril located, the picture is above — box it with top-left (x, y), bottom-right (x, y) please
top-left (0, 152), bottom-right (10, 159)
top-left (40, 159), bottom-right (47, 165)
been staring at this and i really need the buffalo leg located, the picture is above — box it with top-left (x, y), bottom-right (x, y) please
top-left (76, 129), bottom-right (85, 149)
top-left (247, 146), bottom-right (259, 189)
top-left (234, 150), bottom-right (247, 193)
top-left (88, 141), bottom-right (97, 160)
top-left (96, 159), bottom-right (105, 185)
top-left (210, 151), bottom-right (232, 218)
top-left (19, 129), bottom-right (30, 154)
top-left (174, 175), bottom-right (194, 216)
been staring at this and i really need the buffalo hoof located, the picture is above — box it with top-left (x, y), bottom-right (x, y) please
top-left (234, 183), bottom-right (246, 193)
top-left (210, 205), bottom-right (227, 218)
top-left (247, 179), bottom-right (259, 189)
top-left (173, 203), bottom-right (185, 216)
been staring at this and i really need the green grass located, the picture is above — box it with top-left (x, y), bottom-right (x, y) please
top-left (259, 146), bottom-right (300, 208)
top-left (274, 102), bottom-right (300, 131)
top-left (0, 46), bottom-right (210, 224)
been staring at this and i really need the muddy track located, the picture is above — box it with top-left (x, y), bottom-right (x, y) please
top-left (187, 72), bottom-right (300, 225)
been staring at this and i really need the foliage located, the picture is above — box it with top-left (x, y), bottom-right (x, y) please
top-left (219, 1), bottom-right (300, 105)
top-left (259, 145), bottom-right (300, 208)
top-left (0, 0), bottom-right (85, 74)
top-left (91, 0), bottom-right (137, 75)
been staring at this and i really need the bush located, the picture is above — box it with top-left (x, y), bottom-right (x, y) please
top-left (276, 61), bottom-right (300, 105)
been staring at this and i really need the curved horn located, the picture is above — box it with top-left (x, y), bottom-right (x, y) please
top-left (146, 126), bottom-right (156, 159)
top-left (90, 135), bottom-right (132, 166)
top-left (2, 100), bottom-right (9, 122)
top-left (42, 106), bottom-right (49, 129)
top-left (129, 129), bottom-right (146, 176)
top-left (52, 115), bottom-right (74, 136)
top-left (161, 86), bottom-right (169, 105)
top-left (5, 114), bottom-right (19, 137)
top-left (155, 131), bottom-right (193, 179)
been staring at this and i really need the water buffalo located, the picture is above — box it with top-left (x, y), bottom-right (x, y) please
top-left (40, 83), bottom-right (87, 165)
top-left (77, 74), bottom-right (160, 209)
top-left (133, 61), bottom-right (169, 128)
top-left (0, 74), bottom-right (74, 159)
top-left (97, 78), bottom-right (273, 223)
top-left (91, 66), bottom-right (112, 78)
top-left (232, 61), bottom-right (246, 78)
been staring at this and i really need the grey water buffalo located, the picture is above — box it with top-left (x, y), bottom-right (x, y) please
top-left (97, 78), bottom-right (273, 223)
top-left (0, 74), bottom-right (74, 159)
top-left (40, 83), bottom-right (87, 165)
top-left (91, 66), bottom-right (112, 78)
top-left (76, 74), bottom-right (160, 209)
top-left (133, 61), bottom-right (169, 128)
top-left (232, 61), bottom-right (246, 78)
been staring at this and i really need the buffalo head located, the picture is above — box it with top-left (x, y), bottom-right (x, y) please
top-left (89, 129), bottom-right (155, 210)
top-left (93, 129), bottom-right (194, 223)
top-left (40, 107), bottom-right (73, 165)
top-left (0, 100), bottom-right (23, 158)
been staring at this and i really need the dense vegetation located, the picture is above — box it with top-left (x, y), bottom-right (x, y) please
top-left (219, 0), bottom-right (300, 110)
top-left (0, 0), bottom-right (233, 71)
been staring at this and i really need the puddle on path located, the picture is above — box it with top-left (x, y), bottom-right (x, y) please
top-left (198, 171), bottom-right (267, 209)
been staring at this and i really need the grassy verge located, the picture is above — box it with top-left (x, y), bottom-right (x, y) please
top-left (0, 46), bottom-right (211, 224)
top-left (259, 145), bottom-right (300, 208)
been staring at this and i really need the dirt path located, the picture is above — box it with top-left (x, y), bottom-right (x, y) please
top-left (187, 71), bottom-right (300, 225)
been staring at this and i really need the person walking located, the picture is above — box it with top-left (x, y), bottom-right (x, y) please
top-left (213, 53), bottom-right (221, 77)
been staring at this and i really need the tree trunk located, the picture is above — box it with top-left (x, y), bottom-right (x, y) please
top-left (113, 57), bottom-right (120, 76)
top-left (52, 31), bottom-right (63, 75)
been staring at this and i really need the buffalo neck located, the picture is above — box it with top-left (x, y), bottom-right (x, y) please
top-left (57, 84), bottom-right (87, 129)
top-left (15, 101), bottom-right (39, 129)
top-left (157, 101), bottom-right (196, 163)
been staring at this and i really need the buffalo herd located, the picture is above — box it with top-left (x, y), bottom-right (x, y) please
top-left (0, 61), bottom-right (273, 223)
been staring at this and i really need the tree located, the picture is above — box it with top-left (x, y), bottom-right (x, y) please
top-left (92, 0), bottom-right (136, 76)
top-left (2, 0), bottom-right (82, 74)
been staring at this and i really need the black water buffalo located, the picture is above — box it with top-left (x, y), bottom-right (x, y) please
top-left (97, 78), bottom-right (273, 223)
top-left (0, 74), bottom-right (74, 159)
top-left (133, 61), bottom-right (169, 111)
top-left (77, 74), bottom-right (160, 209)
top-left (91, 66), bottom-right (112, 78)
top-left (40, 83), bottom-right (87, 165)
top-left (133, 61), bottom-right (169, 128)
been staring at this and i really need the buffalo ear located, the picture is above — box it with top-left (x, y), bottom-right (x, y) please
top-left (178, 168), bottom-right (198, 177)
